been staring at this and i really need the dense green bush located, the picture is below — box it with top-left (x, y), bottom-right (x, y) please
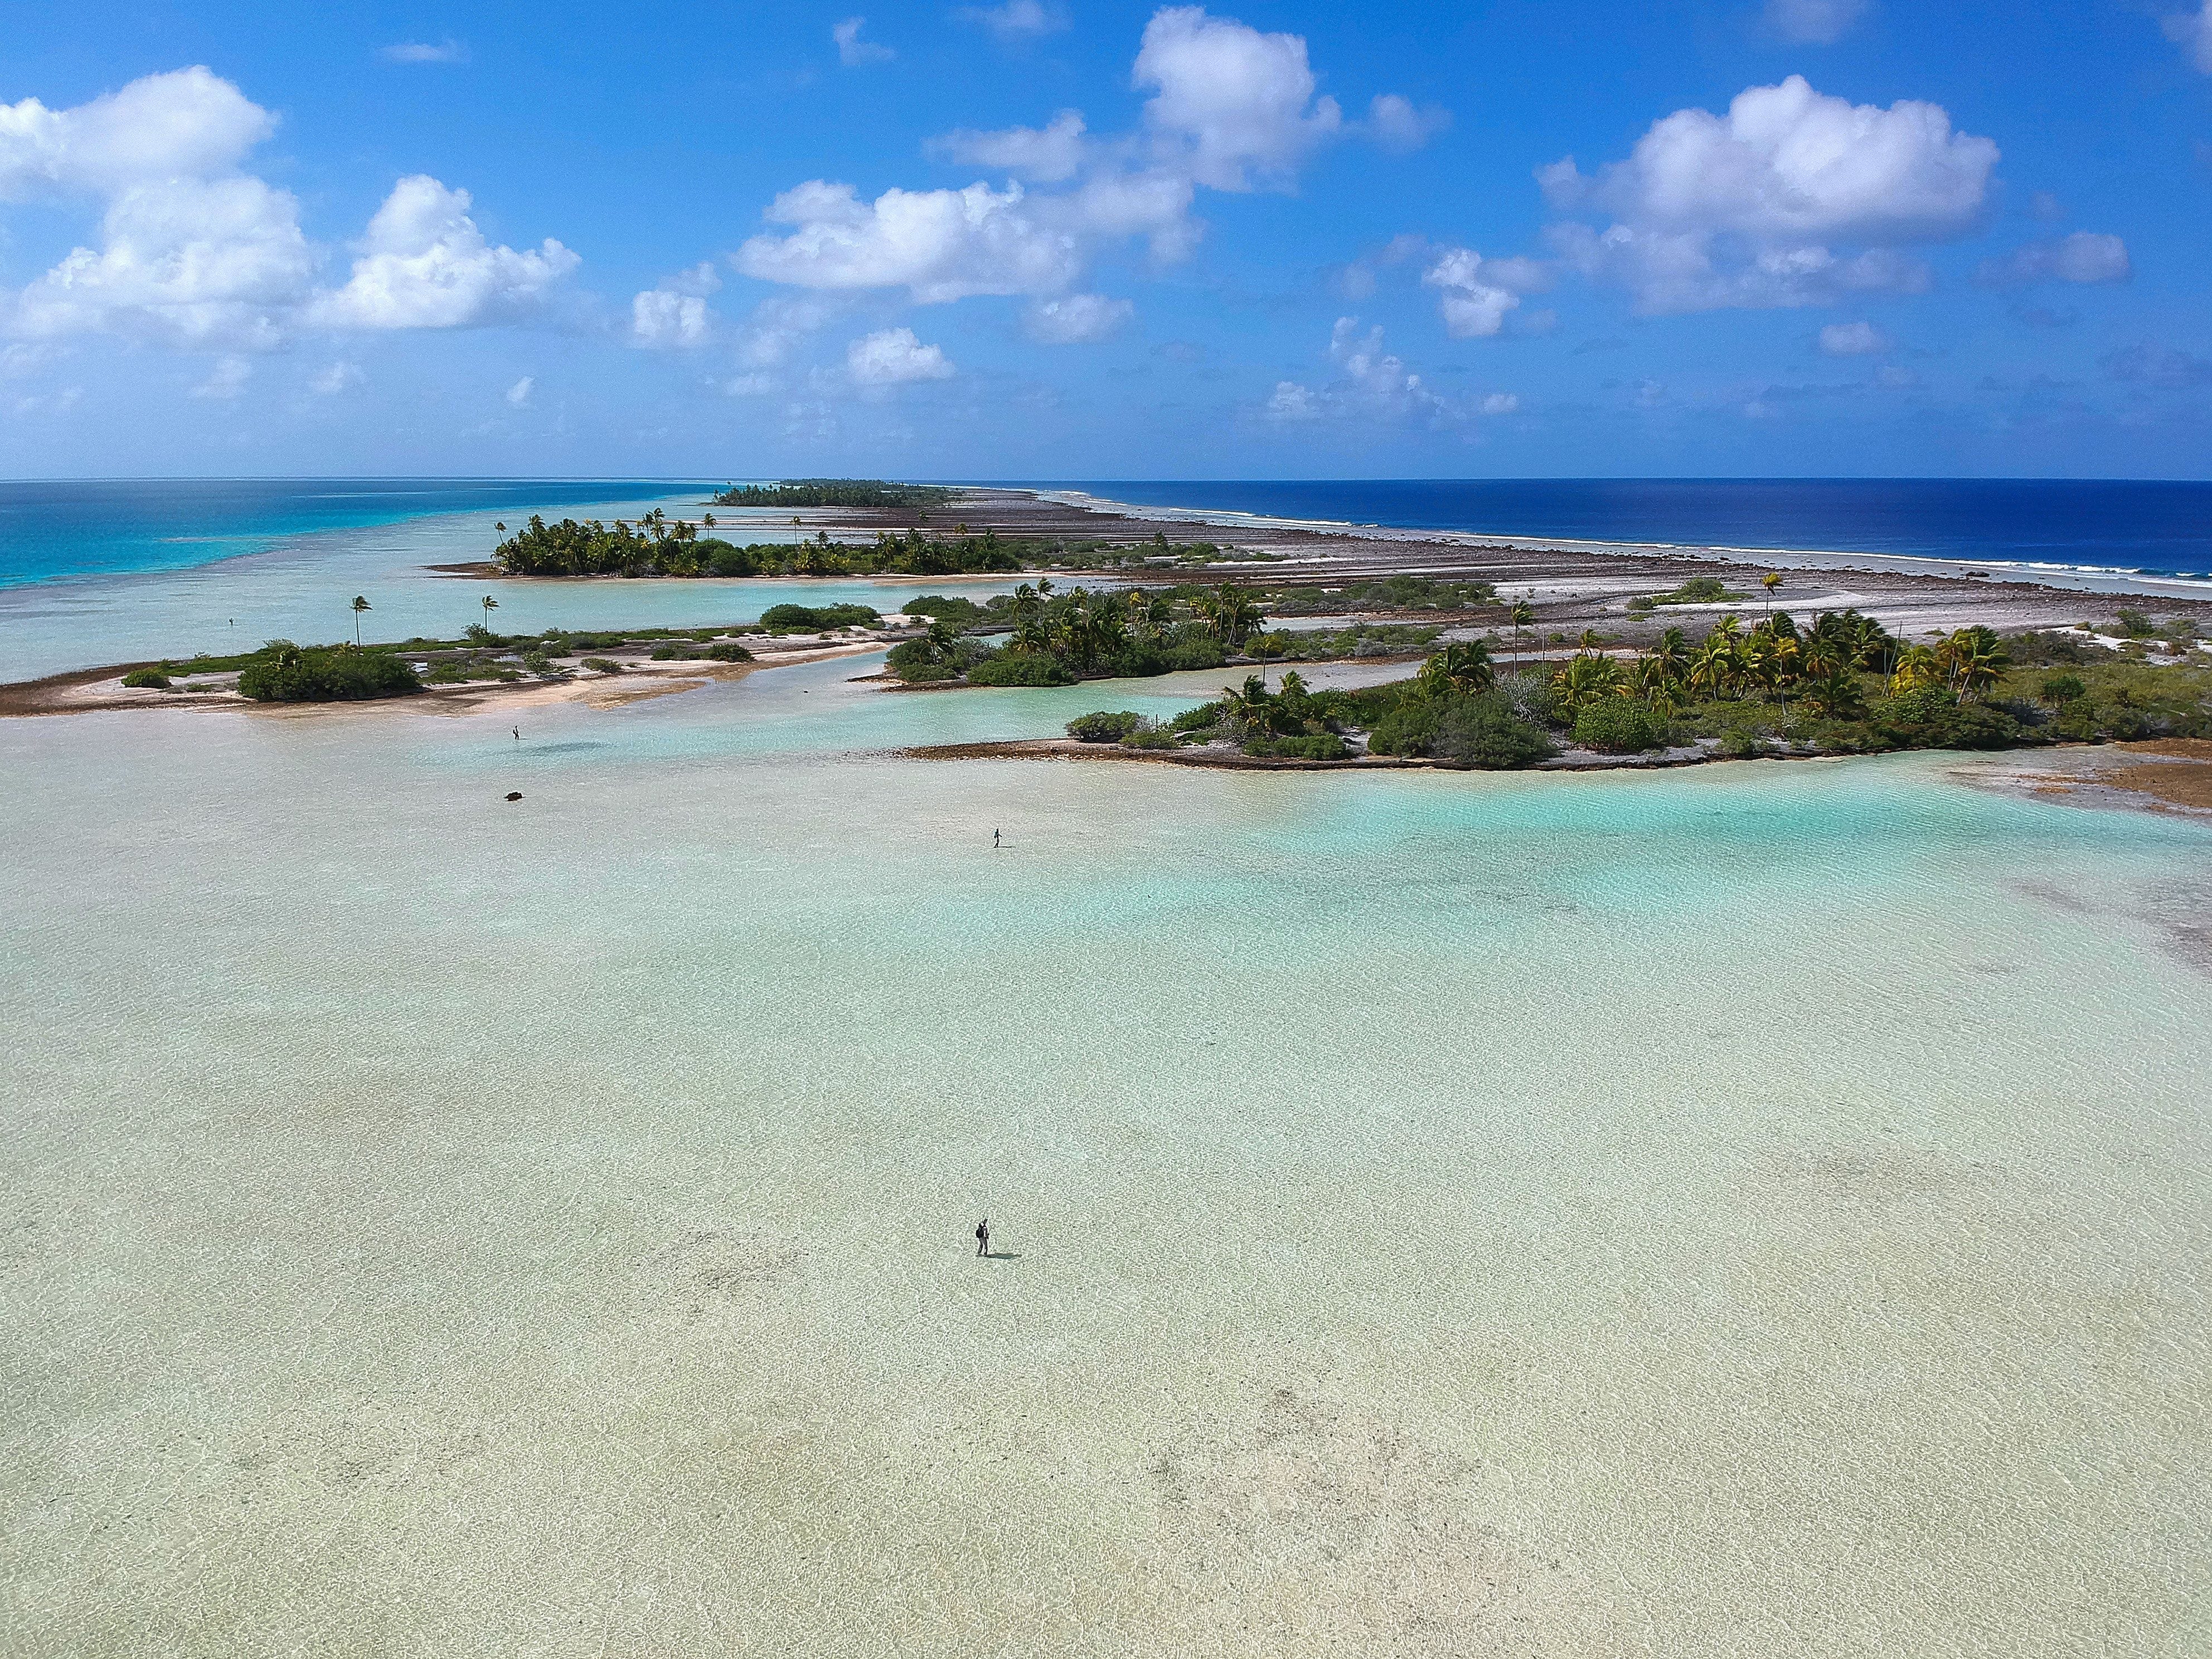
top-left (710, 479), bottom-right (952, 509)
top-left (1366, 699), bottom-right (1441, 756)
top-left (237, 642), bottom-right (421, 702)
top-left (966, 651), bottom-right (1073, 686)
top-left (1163, 638), bottom-right (1226, 671)
top-left (120, 668), bottom-right (172, 690)
top-left (1066, 711), bottom-right (1145, 743)
top-left (1867, 688), bottom-right (2027, 750)
top-left (758, 602), bottom-right (880, 631)
top-left (705, 642), bottom-right (754, 662)
top-left (884, 638), bottom-right (959, 681)
top-left (901, 595), bottom-right (988, 626)
top-left (580, 657), bottom-right (623, 675)
top-left (1573, 698), bottom-right (1667, 754)
top-left (1433, 694), bottom-right (1554, 769)
top-left (1244, 733), bottom-right (1349, 760)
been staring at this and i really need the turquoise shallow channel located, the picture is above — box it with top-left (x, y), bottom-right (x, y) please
top-left (4, 565), bottom-right (2211, 1654)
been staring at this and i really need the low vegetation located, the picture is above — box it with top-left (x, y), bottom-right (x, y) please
top-left (883, 580), bottom-right (1442, 687)
top-left (707, 479), bottom-right (953, 509)
top-left (1626, 575), bottom-right (1748, 613)
top-left (1058, 613), bottom-right (2212, 768)
top-left (237, 642), bottom-right (423, 703)
top-left (491, 510), bottom-right (1244, 580)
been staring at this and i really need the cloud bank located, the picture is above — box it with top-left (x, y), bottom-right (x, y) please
top-left (2, 68), bottom-right (579, 348)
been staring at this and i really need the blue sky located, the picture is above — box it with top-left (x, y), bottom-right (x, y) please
top-left (3, 1), bottom-right (2210, 478)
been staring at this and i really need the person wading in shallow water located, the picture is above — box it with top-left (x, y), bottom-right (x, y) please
top-left (975, 1218), bottom-right (989, 1258)
top-left (992, 828), bottom-right (1001, 849)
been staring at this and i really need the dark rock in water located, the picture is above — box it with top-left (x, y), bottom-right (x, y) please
top-left (505, 791), bottom-right (523, 801)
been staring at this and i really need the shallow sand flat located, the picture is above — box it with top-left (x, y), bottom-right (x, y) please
top-left (3, 670), bottom-right (2209, 1656)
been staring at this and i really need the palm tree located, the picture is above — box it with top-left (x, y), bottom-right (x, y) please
top-left (1646, 626), bottom-right (1689, 691)
top-left (1889, 644), bottom-right (1941, 693)
top-left (702, 512), bottom-right (716, 531)
top-left (1762, 571), bottom-right (1782, 618)
top-left (351, 595), bottom-right (371, 646)
top-left (1551, 651), bottom-right (1625, 714)
top-left (1197, 584), bottom-right (1264, 649)
top-left (790, 515), bottom-right (803, 548)
top-left (481, 594), bottom-right (499, 635)
top-left (1577, 627), bottom-right (1604, 653)
top-left (1510, 596), bottom-right (1535, 659)
top-left (1417, 639), bottom-right (1495, 697)
top-left (1689, 633), bottom-right (1739, 702)
top-left (1801, 659), bottom-right (1867, 719)
top-left (1937, 627), bottom-right (2010, 700)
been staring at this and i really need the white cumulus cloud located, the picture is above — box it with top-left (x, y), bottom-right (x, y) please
top-left (3, 67), bottom-right (580, 350)
top-left (737, 180), bottom-right (1080, 302)
top-left (1975, 231), bottom-right (2132, 288)
top-left (958, 0), bottom-right (1069, 39)
top-left (1025, 292), bottom-right (1132, 342)
top-left (313, 176), bottom-right (579, 330)
top-left (740, 9), bottom-right (1423, 333)
top-left (930, 110), bottom-right (1088, 183)
top-left (1818, 319), bottom-right (1890, 355)
top-left (630, 264), bottom-right (721, 347)
top-left (1481, 391), bottom-right (1520, 414)
top-left (0, 66), bottom-right (272, 200)
top-left (2165, 3), bottom-right (2212, 72)
top-left (1134, 6), bottom-right (1342, 191)
top-left (380, 40), bottom-right (469, 65)
top-left (1265, 380), bottom-right (1320, 421)
top-left (1765, 0), bottom-right (1866, 45)
top-left (14, 174), bottom-right (316, 347)
top-left (1364, 94), bottom-right (1451, 154)
top-left (847, 326), bottom-right (954, 385)
top-left (309, 361), bottom-right (365, 395)
top-left (1542, 75), bottom-right (1997, 313)
top-left (506, 375), bottom-right (533, 406)
top-left (190, 355), bottom-right (251, 399)
top-left (1422, 248), bottom-right (1526, 338)
top-left (834, 17), bottom-right (895, 66)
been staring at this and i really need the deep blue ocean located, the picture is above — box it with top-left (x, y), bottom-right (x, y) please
top-left (0, 479), bottom-right (708, 589)
top-left (1033, 479), bottom-right (2212, 579)
top-left (4, 477), bottom-right (2211, 590)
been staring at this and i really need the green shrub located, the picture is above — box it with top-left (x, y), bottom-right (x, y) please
top-left (705, 642), bottom-right (754, 662)
top-left (236, 642), bottom-right (421, 703)
top-left (1121, 727), bottom-right (1180, 750)
top-left (1164, 638), bottom-right (1226, 671)
top-left (1868, 687), bottom-right (2027, 750)
top-left (1367, 699), bottom-right (1442, 756)
top-left (702, 540), bottom-right (758, 577)
top-left (1167, 703), bottom-right (1222, 733)
top-left (1572, 698), bottom-right (1667, 754)
top-left (580, 657), bottom-right (623, 675)
top-left (1067, 710), bottom-right (1144, 743)
top-left (1433, 693), bottom-right (1553, 769)
top-left (900, 595), bottom-right (986, 625)
top-left (2116, 609), bottom-right (2158, 638)
top-left (966, 651), bottom-right (1072, 686)
top-left (649, 644), bottom-right (691, 661)
top-left (1245, 733), bottom-right (1348, 760)
top-left (759, 602), bottom-right (880, 631)
top-left (120, 668), bottom-right (172, 690)
top-left (2039, 673), bottom-right (2087, 706)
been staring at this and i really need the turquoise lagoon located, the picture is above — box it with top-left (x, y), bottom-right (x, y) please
top-left (3, 639), bottom-right (2209, 1657)
top-left (0, 484), bottom-right (1015, 683)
